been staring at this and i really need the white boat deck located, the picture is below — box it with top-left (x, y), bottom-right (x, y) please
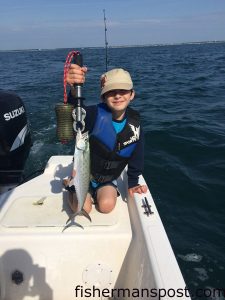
top-left (0, 156), bottom-right (129, 230)
top-left (0, 156), bottom-right (189, 300)
top-left (0, 156), bottom-right (133, 300)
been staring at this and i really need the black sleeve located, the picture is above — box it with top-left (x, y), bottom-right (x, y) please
top-left (127, 127), bottom-right (145, 189)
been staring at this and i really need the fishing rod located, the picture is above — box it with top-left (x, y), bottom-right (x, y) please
top-left (72, 52), bottom-right (86, 133)
top-left (103, 9), bottom-right (108, 71)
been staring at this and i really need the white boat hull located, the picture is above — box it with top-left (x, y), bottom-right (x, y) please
top-left (0, 156), bottom-right (189, 300)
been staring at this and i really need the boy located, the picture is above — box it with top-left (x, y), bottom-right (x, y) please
top-left (65, 65), bottom-right (147, 214)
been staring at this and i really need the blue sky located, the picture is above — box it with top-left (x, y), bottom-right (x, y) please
top-left (1, 0), bottom-right (225, 50)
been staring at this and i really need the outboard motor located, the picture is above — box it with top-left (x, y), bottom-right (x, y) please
top-left (0, 91), bottom-right (32, 192)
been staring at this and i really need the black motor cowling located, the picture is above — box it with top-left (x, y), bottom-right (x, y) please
top-left (0, 91), bottom-right (32, 185)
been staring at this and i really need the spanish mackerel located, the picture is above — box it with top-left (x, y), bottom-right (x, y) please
top-left (63, 129), bottom-right (91, 230)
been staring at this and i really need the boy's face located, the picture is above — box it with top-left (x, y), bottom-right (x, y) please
top-left (103, 89), bottom-right (135, 115)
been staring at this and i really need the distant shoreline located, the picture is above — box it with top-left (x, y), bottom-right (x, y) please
top-left (0, 40), bottom-right (225, 52)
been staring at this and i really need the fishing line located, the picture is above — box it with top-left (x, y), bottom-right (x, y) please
top-left (63, 50), bottom-right (80, 104)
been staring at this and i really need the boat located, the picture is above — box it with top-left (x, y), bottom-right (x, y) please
top-left (0, 154), bottom-right (189, 300)
top-left (0, 52), bottom-right (189, 298)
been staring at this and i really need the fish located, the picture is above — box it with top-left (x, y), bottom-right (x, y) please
top-left (63, 129), bottom-right (91, 231)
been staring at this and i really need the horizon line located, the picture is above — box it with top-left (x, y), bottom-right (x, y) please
top-left (0, 40), bottom-right (224, 52)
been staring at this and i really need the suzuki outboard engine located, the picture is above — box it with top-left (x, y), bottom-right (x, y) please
top-left (0, 91), bottom-right (32, 192)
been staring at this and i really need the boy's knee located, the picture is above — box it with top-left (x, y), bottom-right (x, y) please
top-left (97, 197), bottom-right (116, 214)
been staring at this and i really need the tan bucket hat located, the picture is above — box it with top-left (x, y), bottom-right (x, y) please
top-left (100, 68), bottom-right (133, 96)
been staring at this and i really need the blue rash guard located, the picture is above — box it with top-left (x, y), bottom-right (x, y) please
top-left (68, 96), bottom-right (145, 189)
top-left (112, 118), bottom-right (127, 134)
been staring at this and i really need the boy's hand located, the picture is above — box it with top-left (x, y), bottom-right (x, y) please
top-left (128, 185), bottom-right (148, 197)
top-left (66, 64), bottom-right (87, 86)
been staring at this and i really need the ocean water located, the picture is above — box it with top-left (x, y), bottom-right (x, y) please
top-left (1, 42), bottom-right (225, 299)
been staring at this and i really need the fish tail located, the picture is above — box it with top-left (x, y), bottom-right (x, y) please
top-left (66, 209), bottom-right (92, 223)
top-left (62, 221), bottom-right (84, 232)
